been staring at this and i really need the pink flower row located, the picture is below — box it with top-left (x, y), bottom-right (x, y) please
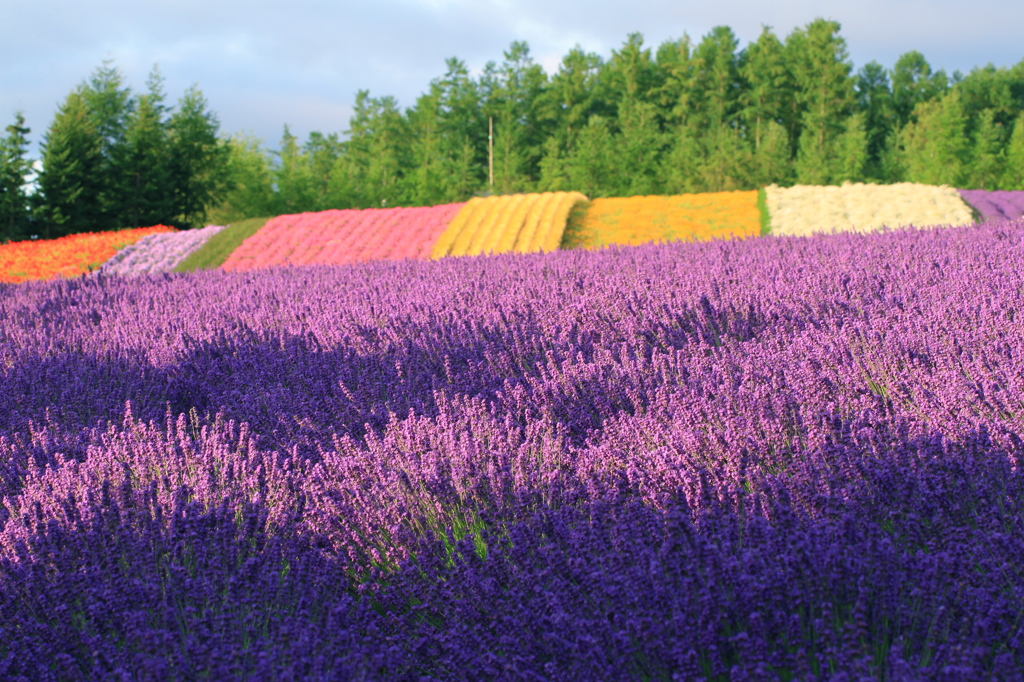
top-left (222, 204), bottom-right (465, 272)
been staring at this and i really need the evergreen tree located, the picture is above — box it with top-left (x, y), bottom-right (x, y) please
top-left (891, 51), bottom-right (948, 128)
top-left (786, 19), bottom-right (855, 184)
top-left (273, 126), bottom-right (315, 213)
top-left (0, 112), bottom-right (33, 241)
top-left (752, 120), bottom-right (793, 186)
top-left (481, 42), bottom-right (548, 192)
top-left (898, 90), bottom-right (969, 186)
top-left (660, 121), bottom-right (702, 194)
top-left (342, 90), bottom-right (410, 207)
top-left (209, 133), bottom-right (276, 223)
top-left (967, 109), bottom-right (1006, 188)
top-left (614, 100), bottom-right (664, 196)
top-left (540, 46), bottom-right (604, 160)
top-left (697, 122), bottom-right (753, 192)
top-left (855, 61), bottom-right (895, 180)
top-left (652, 35), bottom-right (695, 128)
top-left (82, 60), bottom-right (133, 224)
top-left (114, 67), bottom-right (171, 227)
top-left (689, 26), bottom-right (743, 132)
top-left (603, 33), bottom-right (659, 109)
top-left (740, 26), bottom-right (793, 151)
top-left (565, 116), bottom-right (616, 197)
top-left (1003, 112), bottom-right (1024, 189)
top-left (35, 89), bottom-right (104, 238)
top-left (833, 111), bottom-right (869, 183)
top-left (166, 85), bottom-right (228, 227)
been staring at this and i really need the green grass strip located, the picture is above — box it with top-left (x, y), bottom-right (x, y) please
top-left (757, 187), bottom-right (771, 236)
top-left (174, 217), bottom-right (271, 272)
top-left (559, 199), bottom-right (592, 250)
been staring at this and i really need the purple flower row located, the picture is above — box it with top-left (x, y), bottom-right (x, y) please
top-left (2, 219), bottom-right (1024, 679)
top-left (959, 189), bottom-right (1024, 222)
top-left (97, 224), bottom-right (226, 275)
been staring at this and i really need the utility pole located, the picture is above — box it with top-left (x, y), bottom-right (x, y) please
top-left (488, 116), bottom-right (494, 190)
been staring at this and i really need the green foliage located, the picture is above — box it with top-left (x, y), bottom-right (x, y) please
top-left (757, 187), bottom-right (770, 235)
top-left (0, 112), bottom-right (33, 241)
top-left (25, 24), bottom-right (1024, 231)
top-left (1004, 113), bottom-right (1024, 189)
top-left (898, 91), bottom-right (970, 185)
top-left (166, 86), bottom-right (229, 228)
top-left (35, 88), bottom-right (105, 238)
top-left (174, 216), bottom-right (271, 272)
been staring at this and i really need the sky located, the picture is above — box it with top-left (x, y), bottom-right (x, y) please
top-left (3, 0), bottom-right (1023, 157)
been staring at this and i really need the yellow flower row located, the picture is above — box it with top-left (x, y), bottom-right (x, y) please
top-left (561, 191), bottom-right (762, 250)
top-left (432, 192), bottom-right (587, 258)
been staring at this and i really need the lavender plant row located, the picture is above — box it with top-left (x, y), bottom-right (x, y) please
top-left (3, 219), bottom-right (1024, 680)
top-left (959, 189), bottom-right (1024, 223)
top-left (98, 224), bottom-right (226, 275)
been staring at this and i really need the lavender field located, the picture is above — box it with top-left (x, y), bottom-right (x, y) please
top-left (2, 219), bottom-right (1024, 680)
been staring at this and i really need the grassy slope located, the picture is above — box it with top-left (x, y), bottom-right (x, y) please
top-left (757, 188), bottom-right (771, 236)
top-left (174, 217), bottom-right (271, 272)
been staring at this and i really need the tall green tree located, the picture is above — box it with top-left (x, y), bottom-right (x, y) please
top-left (565, 115), bottom-right (616, 197)
top-left (166, 85), bottom-right (228, 228)
top-left (855, 61), bottom-right (895, 180)
top-left (342, 90), bottom-right (410, 207)
top-left (82, 61), bottom-right (133, 224)
top-left (832, 111), bottom-right (869, 182)
top-left (966, 109), bottom-right (1005, 189)
top-left (1003, 112), bottom-right (1024, 189)
top-left (898, 90), bottom-right (970, 186)
top-left (35, 89), bottom-right (104, 238)
top-left (114, 67), bottom-right (171, 227)
top-left (787, 19), bottom-right (855, 184)
top-left (209, 133), bottom-right (276, 223)
top-left (891, 51), bottom-right (949, 128)
top-left (273, 125), bottom-right (315, 213)
top-left (480, 41), bottom-right (548, 192)
top-left (740, 26), bottom-right (793, 151)
top-left (689, 26), bottom-right (743, 132)
top-left (0, 112), bottom-right (33, 240)
top-left (613, 100), bottom-right (664, 196)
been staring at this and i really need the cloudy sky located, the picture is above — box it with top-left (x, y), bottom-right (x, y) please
top-left (3, 0), bottom-right (1022, 156)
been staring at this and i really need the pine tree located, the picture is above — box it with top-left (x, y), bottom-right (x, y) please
top-left (966, 109), bottom-right (1005, 189)
top-left (1003, 112), bottom-right (1024, 190)
top-left (855, 61), bottom-right (895, 180)
top-left (832, 112), bottom-right (869, 183)
top-left (752, 120), bottom-right (793, 186)
top-left (891, 51), bottom-right (949, 128)
top-left (660, 123), bottom-right (703, 194)
top-left (786, 19), bottom-right (855, 184)
top-left (566, 116), bottom-right (616, 197)
top-left (614, 100), bottom-right (664, 196)
top-left (273, 126), bottom-right (315, 213)
top-left (208, 133), bottom-right (276, 223)
top-left (35, 89), bottom-right (105, 238)
top-left (114, 67), bottom-right (171, 227)
top-left (898, 91), bottom-right (969, 186)
top-left (166, 86), bottom-right (228, 227)
top-left (343, 91), bottom-right (410, 207)
top-left (82, 60), bottom-right (133, 225)
top-left (0, 112), bottom-right (33, 241)
top-left (740, 26), bottom-right (793, 151)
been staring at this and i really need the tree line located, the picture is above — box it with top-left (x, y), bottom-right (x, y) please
top-left (2, 19), bottom-right (1024, 240)
top-left (0, 63), bottom-right (225, 241)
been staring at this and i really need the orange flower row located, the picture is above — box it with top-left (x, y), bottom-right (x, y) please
top-left (562, 191), bottom-right (761, 250)
top-left (0, 226), bottom-right (176, 284)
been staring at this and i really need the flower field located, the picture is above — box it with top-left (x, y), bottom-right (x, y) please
top-left (431, 191), bottom-right (586, 258)
top-left (99, 225), bottom-right (227, 276)
top-left (0, 225), bottom-right (175, 283)
top-left (561, 191), bottom-right (761, 250)
top-left (222, 203), bottom-right (463, 272)
top-left (3, 218), bottom-right (1024, 679)
top-left (765, 182), bottom-right (975, 236)
top-left (959, 189), bottom-right (1024, 222)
